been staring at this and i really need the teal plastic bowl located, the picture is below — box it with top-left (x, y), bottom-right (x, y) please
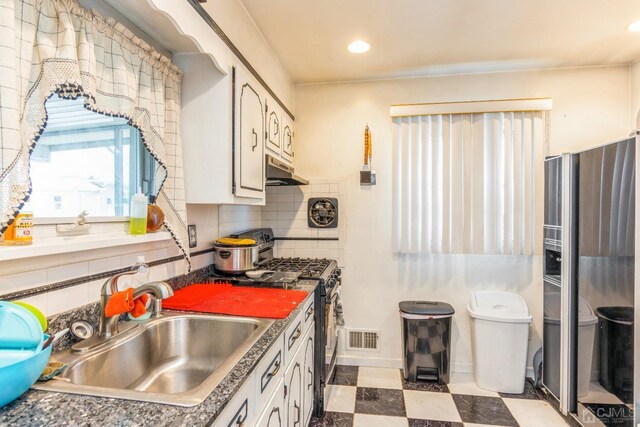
top-left (0, 335), bottom-right (51, 408)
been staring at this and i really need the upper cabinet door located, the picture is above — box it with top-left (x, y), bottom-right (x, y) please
top-left (265, 97), bottom-right (282, 156)
top-left (281, 113), bottom-right (294, 163)
top-left (234, 66), bottom-right (265, 199)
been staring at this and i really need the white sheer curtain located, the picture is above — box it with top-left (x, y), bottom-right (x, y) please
top-left (392, 109), bottom-right (546, 255)
top-left (0, 0), bottom-right (190, 269)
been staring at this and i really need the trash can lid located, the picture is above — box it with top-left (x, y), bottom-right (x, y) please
top-left (468, 291), bottom-right (532, 323)
top-left (596, 306), bottom-right (633, 325)
top-left (399, 301), bottom-right (455, 316)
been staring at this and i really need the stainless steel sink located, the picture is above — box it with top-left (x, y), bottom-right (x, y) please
top-left (34, 312), bottom-right (273, 406)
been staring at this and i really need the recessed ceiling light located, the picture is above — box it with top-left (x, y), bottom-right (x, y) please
top-left (347, 40), bottom-right (370, 54)
top-left (628, 20), bottom-right (640, 32)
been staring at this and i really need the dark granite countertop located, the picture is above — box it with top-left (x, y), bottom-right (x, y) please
top-left (0, 280), bottom-right (318, 427)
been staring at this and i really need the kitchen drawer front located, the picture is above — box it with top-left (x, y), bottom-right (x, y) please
top-left (213, 373), bottom-right (255, 427)
top-left (302, 296), bottom-right (315, 330)
top-left (255, 378), bottom-right (285, 427)
top-left (283, 309), bottom-right (304, 368)
top-left (256, 338), bottom-right (285, 411)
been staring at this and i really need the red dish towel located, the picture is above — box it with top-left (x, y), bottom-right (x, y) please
top-left (163, 283), bottom-right (308, 319)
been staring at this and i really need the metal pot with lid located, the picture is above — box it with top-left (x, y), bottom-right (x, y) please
top-left (213, 238), bottom-right (259, 274)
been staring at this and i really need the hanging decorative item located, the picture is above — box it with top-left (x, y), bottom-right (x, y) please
top-left (360, 125), bottom-right (377, 186)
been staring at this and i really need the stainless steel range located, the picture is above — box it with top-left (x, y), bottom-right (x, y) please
top-left (231, 228), bottom-right (342, 417)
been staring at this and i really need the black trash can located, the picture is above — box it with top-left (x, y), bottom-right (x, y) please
top-left (596, 306), bottom-right (634, 403)
top-left (399, 301), bottom-right (455, 384)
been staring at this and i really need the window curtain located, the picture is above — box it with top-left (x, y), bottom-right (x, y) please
top-left (0, 0), bottom-right (190, 269)
top-left (392, 111), bottom-right (546, 255)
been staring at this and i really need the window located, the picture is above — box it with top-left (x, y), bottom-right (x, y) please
top-left (390, 99), bottom-right (550, 255)
top-left (30, 95), bottom-right (157, 218)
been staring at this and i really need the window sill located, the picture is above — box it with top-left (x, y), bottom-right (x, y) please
top-left (0, 231), bottom-right (172, 262)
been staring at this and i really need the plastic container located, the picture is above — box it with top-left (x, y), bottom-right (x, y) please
top-left (0, 336), bottom-right (51, 408)
top-left (468, 291), bottom-right (532, 394)
top-left (13, 203), bottom-right (33, 245)
top-left (129, 190), bottom-right (148, 235)
top-left (399, 301), bottom-right (455, 384)
top-left (596, 306), bottom-right (634, 403)
top-left (544, 293), bottom-right (597, 397)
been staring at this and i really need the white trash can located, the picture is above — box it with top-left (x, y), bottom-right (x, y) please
top-left (468, 290), bottom-right (532, 394)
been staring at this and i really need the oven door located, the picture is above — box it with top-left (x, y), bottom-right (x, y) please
top-left (324, 288), bottom-right (339, 382)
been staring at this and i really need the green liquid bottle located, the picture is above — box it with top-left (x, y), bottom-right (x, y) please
top-left (129, 190), bottom-right (148, 235)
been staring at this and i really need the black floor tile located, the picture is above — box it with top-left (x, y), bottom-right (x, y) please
top-left (354, 387), bottom-right (406, 417)
top-left (498, 378), bottom-right (541, 400)
top-left (581, 403), bottom-right (634, 427)
top-left (452, 394), bottom-right (519, 426)
top-left (331, 365), bottom-right (359, 386)
top-left (309, 412), bottom-right (354, 427)
top-left (408, 420), bottom-right (464, 427)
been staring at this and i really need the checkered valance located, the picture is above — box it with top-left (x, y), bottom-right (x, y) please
top-left (0, 0), bottom-right (190, 269)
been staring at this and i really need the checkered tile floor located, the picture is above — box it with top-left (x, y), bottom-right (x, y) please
top-left (309, 366), bottom-right (569, 427)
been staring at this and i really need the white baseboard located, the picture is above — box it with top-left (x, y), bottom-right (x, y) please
top-left (336, 355), bottom-right (535, 379)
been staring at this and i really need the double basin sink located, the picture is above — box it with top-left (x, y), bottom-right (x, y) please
top-left (34, 312), bottom-right (273, 406)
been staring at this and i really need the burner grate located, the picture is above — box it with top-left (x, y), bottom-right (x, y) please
top-left (262, 257), bottom-right (333, 279)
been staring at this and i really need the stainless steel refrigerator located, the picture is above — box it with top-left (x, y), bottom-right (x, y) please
top-left (543, 137), bottom-right (636, 427)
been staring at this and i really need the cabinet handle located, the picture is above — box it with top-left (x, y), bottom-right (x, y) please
top-left (289, 327), bottom-right (302, 348)
top-left (252, 129), bottom-right (258, 151)
top-left (235, 415), bottom-right (244, 427)
top-left (294, 402), bottom-right (300, 427)
top-left (305, 305), bottom-right (314, 321)
top-left (307, 367), bottom-right (313, 389)
top-left (267, 360), bottom-right (281, 378)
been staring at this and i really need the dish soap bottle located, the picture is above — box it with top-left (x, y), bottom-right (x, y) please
top-left (146, 195), bottom-right (164, 233)
top-left (129, 190), bottom-right (148, 235)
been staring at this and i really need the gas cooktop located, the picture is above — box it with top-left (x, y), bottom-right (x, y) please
top-left (260, 257), bottom-right (334, 279)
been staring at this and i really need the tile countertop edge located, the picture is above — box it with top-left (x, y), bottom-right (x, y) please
top-left (0, 280), bottom-right (319, 427)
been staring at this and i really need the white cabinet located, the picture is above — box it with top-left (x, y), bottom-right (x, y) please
top-left (256, 379), bottom-right (285, 427)
top-left (285, 349), bottom-right (303, 427)
top-left (302, 325), bottom-right (315, 426)
top-left (176, 54), bottom-right (264, 205)
top-left (265, 96), bottom-right (282, 157)
top-left (215, 294), bottom-right (315, 427)
top-left (214, 373), bottom-right (256, 427)
top-left (234, 65), bottom-right (265, 199)
top-left (281, 113), bottom-right (294, 164)
top-left (265, 94), bottom-right (294, 165)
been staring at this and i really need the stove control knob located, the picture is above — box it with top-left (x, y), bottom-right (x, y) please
top-left (327, 278), bottom-right (336, 288)
top-left (334, 269), bottom-right (342, 278)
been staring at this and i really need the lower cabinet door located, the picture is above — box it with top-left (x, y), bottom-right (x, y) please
top-left (302, 325), bottom-right (315, 426)
top-left (256, 379), bottom-right (285, 427)
top-left (285, 352), bottom-right (303, 427)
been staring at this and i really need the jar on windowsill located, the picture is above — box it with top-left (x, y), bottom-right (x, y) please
top-left (147, 195), bottom-right (165, 233)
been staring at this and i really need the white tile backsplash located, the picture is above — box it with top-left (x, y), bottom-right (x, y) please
top-left (263, 178), bottom-right (347, 266)
top-left (47, 261), bottom-right (89, 283)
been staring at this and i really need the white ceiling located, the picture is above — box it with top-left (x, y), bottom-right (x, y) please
top-left (239, 0), bottom-right (640, 84)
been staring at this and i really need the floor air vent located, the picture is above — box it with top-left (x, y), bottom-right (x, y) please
top-left (346, 329), bottom-right (380, 351)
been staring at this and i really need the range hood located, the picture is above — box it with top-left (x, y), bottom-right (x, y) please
top-left (265, 155), bottom-right (309, 186)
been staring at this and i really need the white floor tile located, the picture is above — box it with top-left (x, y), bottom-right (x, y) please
top-left (579, 382), bottom-right (624, 405)
top-left (503, 398), bottom-right (569, 427)
top-left (324, 385), bottom-right (356, 413)
top-left (357, 367), bottom-right (402, 389)
top-left (403, 390), bottom-right (462, 422)
top-left (353, 414), bottom-right (408, 427)
top-left (447, 372), bottom-right (500, 397)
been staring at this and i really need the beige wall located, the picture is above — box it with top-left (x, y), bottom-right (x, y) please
top-left (293, 65), bottom-right (631, 371)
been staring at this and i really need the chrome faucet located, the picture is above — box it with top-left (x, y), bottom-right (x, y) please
top-left (73, 268), bottom-right (174, 353)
